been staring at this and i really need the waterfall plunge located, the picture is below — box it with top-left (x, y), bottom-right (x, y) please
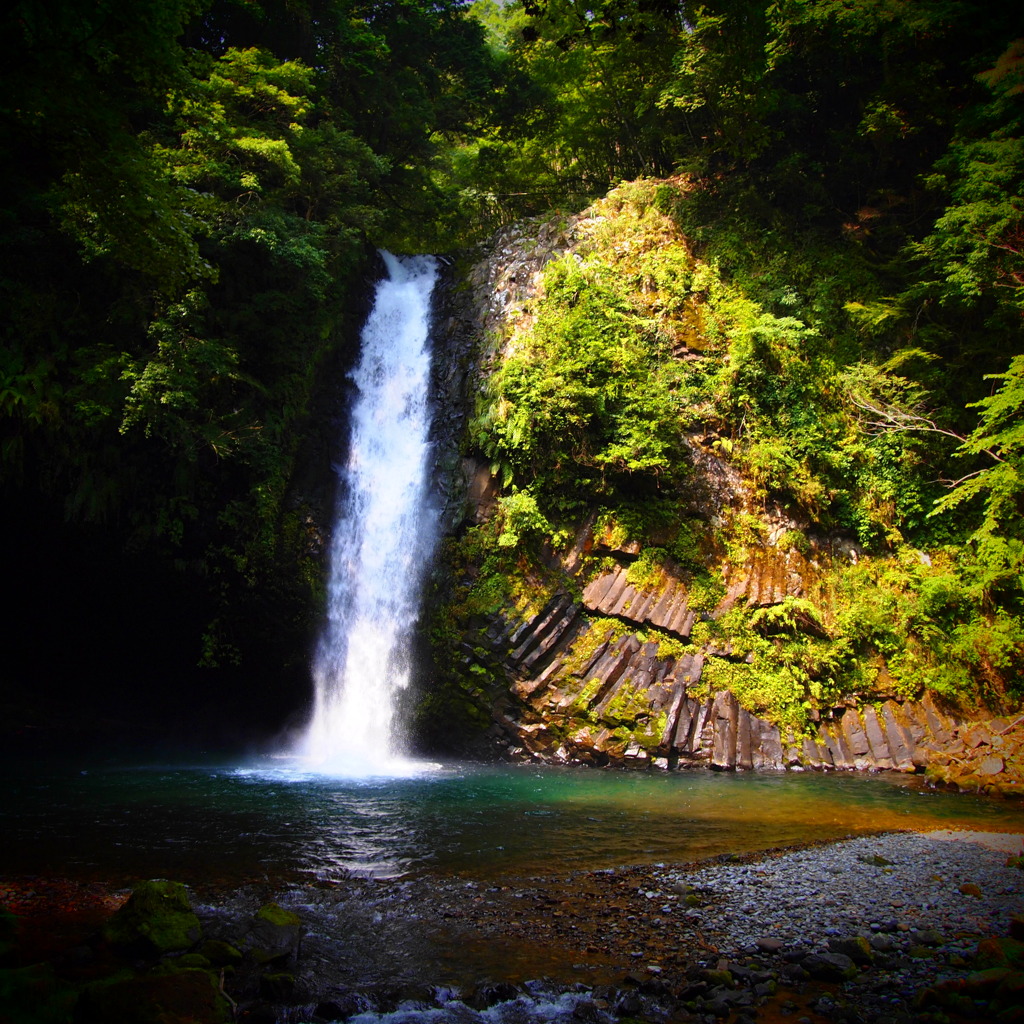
top-left (299, 253), bottom-right (440, 776)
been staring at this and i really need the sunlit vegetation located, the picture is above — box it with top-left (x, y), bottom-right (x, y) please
top-left (2, 0), bottom-right (1021, 728)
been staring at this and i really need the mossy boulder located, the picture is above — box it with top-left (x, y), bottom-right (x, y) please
top-left (102, 880), bottom-right (202, 955)
top-left (77, 967), bottom-right (231, 1024)
top-left (200, 938), bottom-right (243, 967)
top-left (175, 952), bottom-right (212, 969)
top-left (246, 903), bottom-right (304, 964)
top-left (0, 963), bottom-right (78, 1024)
top-left (259, 970), bottom-right (297, 1000)
top-left (700, 968), bottom-right (734, 987)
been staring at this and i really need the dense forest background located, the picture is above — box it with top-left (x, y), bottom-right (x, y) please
top-left (2, 0), bottom-right (1021, 746)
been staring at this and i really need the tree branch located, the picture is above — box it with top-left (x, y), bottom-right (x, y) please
top-left (848, 393), bottom-right (1005, 471)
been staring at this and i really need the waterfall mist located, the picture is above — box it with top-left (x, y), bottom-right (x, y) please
top-left (297, 252), bottom-right (440, 776)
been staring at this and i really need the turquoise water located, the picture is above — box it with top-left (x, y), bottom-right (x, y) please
top-left (2, 757), bottom-right (1020, 884)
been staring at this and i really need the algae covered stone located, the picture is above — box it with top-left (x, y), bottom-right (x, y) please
top-left (77, 966), bottom-right (231, 1024)
top-left (259, 970), bottom-right (297, 1000)
top-left (102, 879), bottom-right (202, 954)
top-left (828, 935), bottom-right (874, 965)
top-left (247, 902), bottom-right (305, 964)
top-left (200, 938), bottom-right (243, 967)
top-left (0, 963), bottom-right (78, 1024)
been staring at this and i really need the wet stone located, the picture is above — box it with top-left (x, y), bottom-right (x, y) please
top-left (101, 880), bottom-right (202, 955)
top-left (828, 935), bottom-right (874, 964)
top-left (801, 952), bottom-right (858, 981)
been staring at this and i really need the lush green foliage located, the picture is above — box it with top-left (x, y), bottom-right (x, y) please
top-left (4, 0), bottom-right (1023, 727)
top-left (461, 6), bottom-right (1024, 723)
top-left (0, 0), bottom-right (507, 704)
top-left (477, 254), bottom-right (689, 513)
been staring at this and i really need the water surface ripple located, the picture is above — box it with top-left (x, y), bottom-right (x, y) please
top-left (3, 758), bottom-right (1021, 885)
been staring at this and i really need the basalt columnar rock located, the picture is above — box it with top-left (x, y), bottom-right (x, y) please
top-left (454, 550), bottom-right (1015, 781)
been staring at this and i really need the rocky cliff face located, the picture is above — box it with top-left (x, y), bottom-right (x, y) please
top-left (421, 189), bottom-right (1021, 797)
top-left (437, 514), bottom-right (1022, 795)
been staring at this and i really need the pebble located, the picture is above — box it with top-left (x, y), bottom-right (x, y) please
top-left (656, 829), bottom-right (1023, 1018)
top-left (661, 832), bottom-right (1022, 954)
top-left (192, 829), bottom-right (1023, 1024)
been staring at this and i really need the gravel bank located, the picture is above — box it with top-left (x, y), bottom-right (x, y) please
top-left (645, 829), bottom-right (1024, 1022)
top-left (7, 830), bottom-right (1022, 1024)
top-left (667, 829), bottom-right (1023, 954)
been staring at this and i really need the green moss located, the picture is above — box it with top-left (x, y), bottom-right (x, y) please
top-left (602, 682), bottom-right (652, 725)
top-left (0, 964), bottom-right (78, 1024)
top-left (559, 618), bottom-right (629, 677)
top-left (643, 628), bottom-right (689, 661)
top-left (594, 509), bottom-right (638, 550)
top-left (639, 710), bottom-right (669, 749)
top-left (570, 676), bottom-right (605, 714)
top-left (686, 571), bottom-right (725, 612)
top-left (625, 547), bottom-right (669, 590)
top-left (199, 939), bottom-right (242, 967)
top-left (778, 528), bottom-right (811, 556)
top-left (254, 903), bottom-right (301, 928)
top-left (79, 967), bottom-right (231, 1024)
top-left (102, 880), bottom-right (201, 955)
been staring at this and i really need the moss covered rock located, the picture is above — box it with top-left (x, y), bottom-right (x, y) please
top-left (0, 963), bottom-right (78, 1024)
top-left (77, 966), bottom-right (231, 1024)
top-left (828, 935), bottom-right (874, 964)
top-left (259, 970), bottom-right (297, 1000)
top-left (102, 879), bottom-right (201, 955)
top-left (247, 902), bottom-right (304, 964)
top-left (200, 938), bottom-right (243, 967)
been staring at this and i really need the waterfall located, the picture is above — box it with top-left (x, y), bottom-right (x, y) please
top-left (298, 252), bottom-right (440, 776)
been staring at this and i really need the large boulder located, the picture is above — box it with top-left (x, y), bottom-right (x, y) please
top-left (77, 966), bottom-right (231, 1024)
top-left (246, 903), bottom-right (305, 964)
top-left (102, 880), bottom-right (202, 955)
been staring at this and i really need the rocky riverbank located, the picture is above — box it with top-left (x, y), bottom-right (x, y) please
top-left (294, 829), bottom-right (1024, 1024)
top-left (5, 829), bottom-right (1020, 1024)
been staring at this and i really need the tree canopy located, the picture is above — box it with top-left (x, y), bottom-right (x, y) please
top-left (2, 0), bottom-right (1022, 731)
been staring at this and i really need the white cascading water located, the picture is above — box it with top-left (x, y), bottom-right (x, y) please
top-left (298, 252), bottom-right (440, 776)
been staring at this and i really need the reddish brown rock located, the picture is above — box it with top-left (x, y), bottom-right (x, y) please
top-left (840, 708), bottom-right (871, 759)
top-left (862, 707), bottom-right (895, 769)
top-left (710, 691), bottom-right (739, 769)
top-left (881, 701), bottom-right (916, 771)
top-left (921, 691), bottom-right (958, 745)
top-left (962, 724), bottom-right (993, 749)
